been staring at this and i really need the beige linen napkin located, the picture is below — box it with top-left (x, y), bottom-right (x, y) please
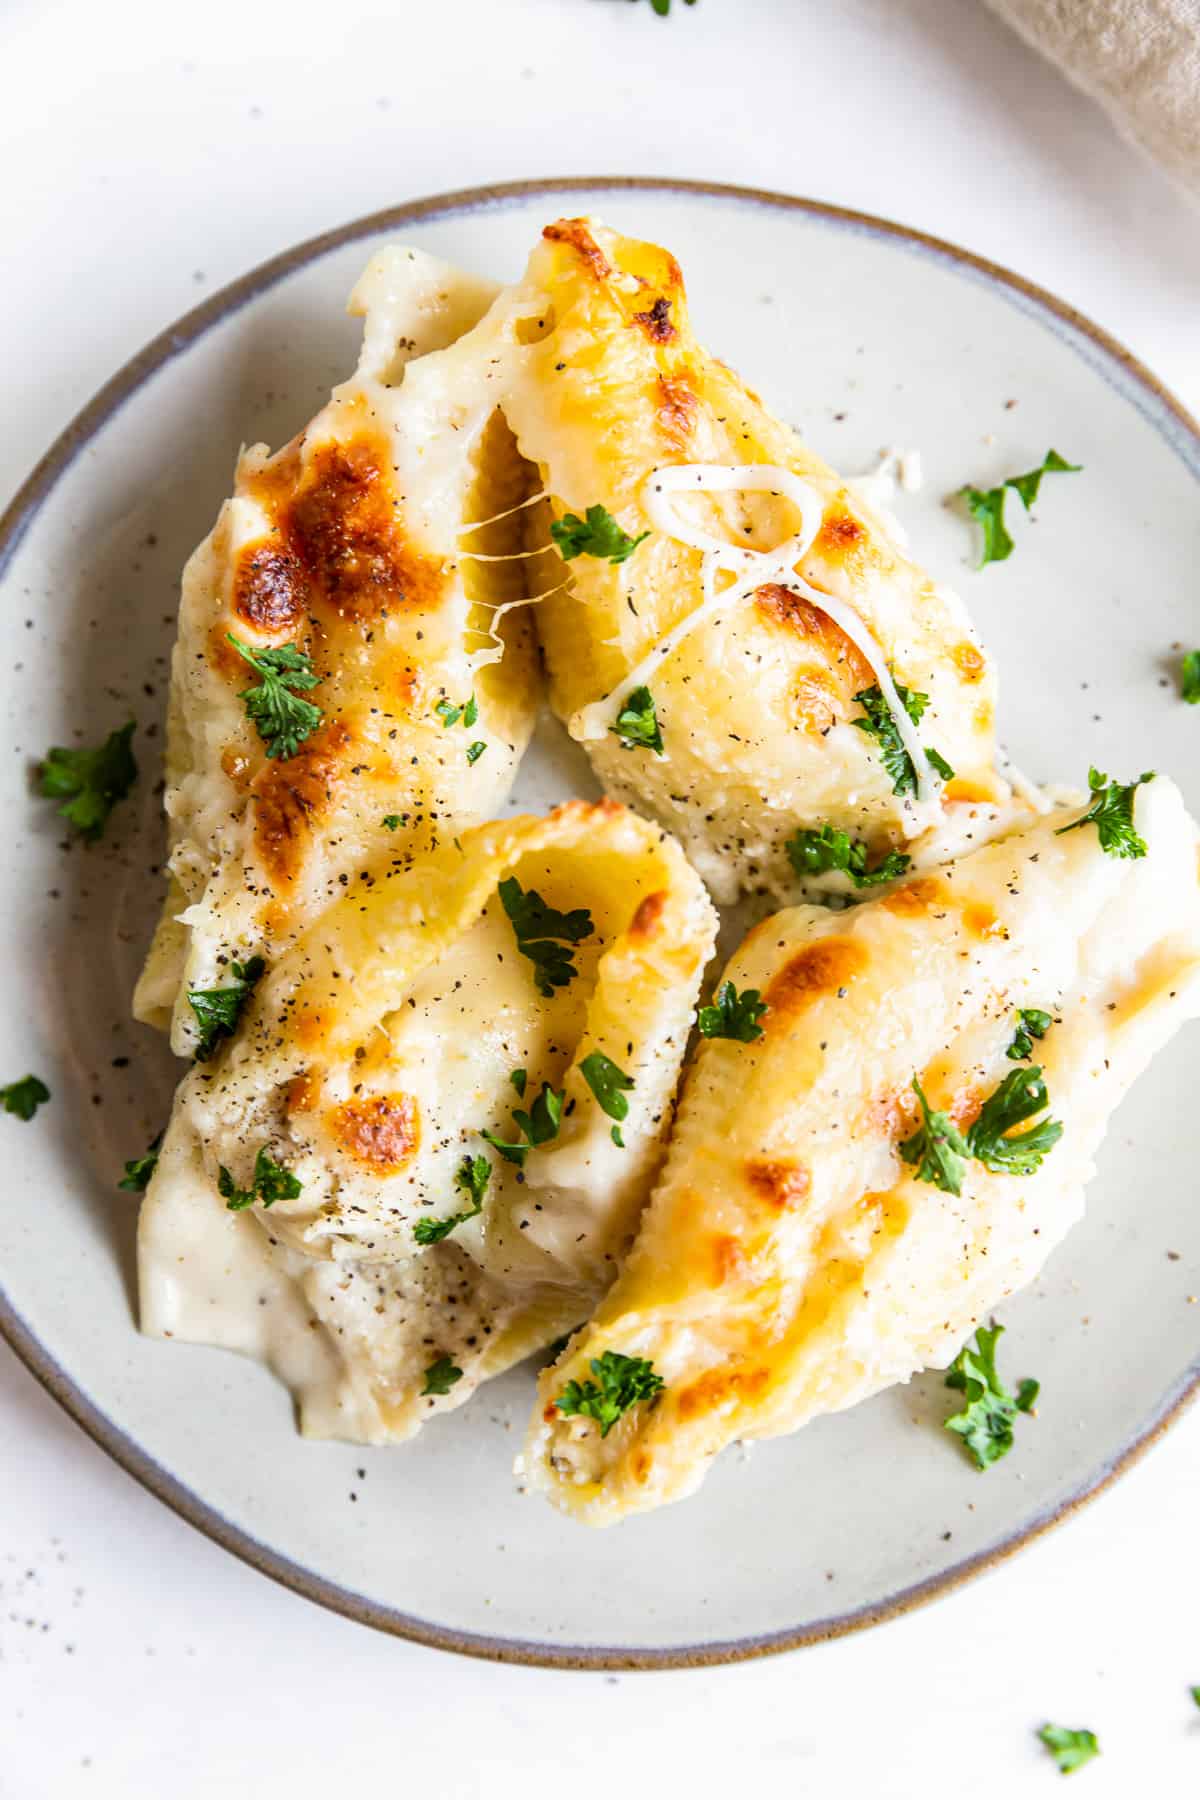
top-left (984, 0), bottom-right (1200, 200)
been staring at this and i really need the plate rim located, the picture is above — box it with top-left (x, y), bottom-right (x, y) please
top-left (2, 174), bottom-right (1198, 1671)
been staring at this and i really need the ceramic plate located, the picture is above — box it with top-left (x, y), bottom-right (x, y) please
top-left (3, 179), bottom-right (1199, 1668)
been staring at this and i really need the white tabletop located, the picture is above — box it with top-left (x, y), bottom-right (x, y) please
top-left (3, 2), bottom-right (1198, 1794)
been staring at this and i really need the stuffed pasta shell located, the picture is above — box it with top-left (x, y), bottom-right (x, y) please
top-left (139, 801), bottom-right (717, 1444)
top-left (135, 245), bottom-right (540, 1054)
top-left (497, 217), bottom-right (1005, 902)
top-left (524, 772), bottom-right (1200, 1524)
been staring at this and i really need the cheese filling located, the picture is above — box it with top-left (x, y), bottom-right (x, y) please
top-left (569, 462), bottom-right (943, 810)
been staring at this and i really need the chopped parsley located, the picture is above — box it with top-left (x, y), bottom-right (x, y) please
top-left (435, 692), bottom-right (479, 729)
top-left (187, 955), bottom-right (265, 1061)
top-left (510, 1068), bottom-right (528, 1098)
top-left (413, 1155), bottom-right (491, 1246)
top-left (786, 823), bottom-right (911, 890)
top-left (968, 1066), bottom-right (1064, 1175)
top-left (1055, 767), bottom-right (1154, 859)
top-left (498, 876), bottom-right (593, 998)
top-left (0, 1074), bottom-right (50, 1122)
top-left (422, 1355), bottom-right (463, 1397)
top-left (945, 1321), bottom-right (1039, 1470)
top-left (900, 1065), bottom-right (1062, 1195)
top-left (226, 633), bottom-right (322, 760)
top-left (899, 1079), bottom-right (970, 1195)
top-left (119, 1131), bottom-right (163, 1192)
top-left (554, 1351), bottom-right (664, 1436)
top-left (218, 1147), bottom-right (302, 1212)
top-left (550, 504), bottom-right (649, 564)
top-left (958, 450), bottom-right (1081, 568)
top-left (697, 981), bottom-right (767, 1042)
top-left (1037, 1725), bottom-right (1099, 1775)
top-left (1180, 650), bottom-right (1200, 704)
top-left (481, 1081), bottom-right (564, 1167)
top-left (1190, 1686), bottom-right (1200, 1709)
top-left (610, 685), bottom-right (664, 755)
top-left (580, 1051), bottom-right (634, 1128)
top-left (1006, 1007), bottom-right (1053, 1061)
top-left (381, 814), bottom-right (402, 830)
top-left (39, 721), bottom-right (137, 842)
top-left (637, 0), bottom-right (696, 13)
top-left (465, 740), bottom-right (487, 765)
top-left (851, 684), bottom-right (954, 797)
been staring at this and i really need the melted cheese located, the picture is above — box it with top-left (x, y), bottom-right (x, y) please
top-left (139, 802), bottom-right (717, 1443)
top-left (522, 776), bottom-right (1200, 1524)
top-left (134, 247), bottom-right (541, 1054)
top-left (496, 217), bottom-right (1005, 901)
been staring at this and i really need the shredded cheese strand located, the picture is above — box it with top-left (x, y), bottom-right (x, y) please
top-left (998, 750), bottom-right (1054, 815)
top-left (458, 490), bottom-right (551, 536)
top-left (570, 461), bottom-right (942, 809)
top-left (468, 580), bottom-right (569, 673)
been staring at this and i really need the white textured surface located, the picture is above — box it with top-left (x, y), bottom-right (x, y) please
top-left (2, 1), bottom-right (1198, 1795)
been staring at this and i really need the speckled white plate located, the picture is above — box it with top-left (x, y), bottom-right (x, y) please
top-left (2, 179), bottom-right (1199, 1668)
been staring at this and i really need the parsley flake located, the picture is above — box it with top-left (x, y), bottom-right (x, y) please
top-left (786, 823), bottom-right (911, 890)
top-left (39, 721), bottom-right (137, 842)
top-left (958, 451), bottom-right (1081, 568)
top-left (226, 633), bottom-right (323, 760)
top-left (579, 1051), bottom-right (634, 1126)
top-left (637, 0), bottom-right (696, 13)
top-left (945, 1321), bottom-right (1040, 1470)
top-left (465, 740), bottom-right (487, 765)
top-left (851, 685), bottom-right (954, 797)
top-left (510, 1068), bottom-right (528, 1098)
top-left (187, 955), bottom-right (265, 1061)
top-left (959, 484), bottom-right (1012, 566)
top-left (498, 876), bottom-right (593, 998)
top-left (0, 1074), bottom-right (50, 1122)
top-left (413, 1154), bottom-right (491, 1246)
top-left (481, 1082), bottom-right (564, 1167)
top-left (1180, 651), bottom-right (1200, 704)
top-left (550, 504), bottom-right (649, 564)
top-left (901, 1063), bottom-right (1062, 1193)
top-left (435, 692), bottom-right (479, 730)
top-left (119, 1131), bottom-right (163, 1192)
top-left (1006, 1007), bottom-right (1053, 1061)
top-left (1037, 1724), bottom-right (1099, 1775)
top-left (218, 1146), bottom-right (302, 1212)
top-left (967, 1065), bottom-right (1064, 1175)
top-left (899, 1078), bottom-right (970, 1196)
top-left (422, 1355), bottom-right (463, 1397)
top-left (554, 1351), bottom-right (664, 1436)
top-left (697, 981), bottom-right (767, 1042)
top-left (610, 685), bottom-right (664, 755)
top-left (1056, 767), bottom-right (1154, 859)
top-left (382, 814), bottom-right (402, 830)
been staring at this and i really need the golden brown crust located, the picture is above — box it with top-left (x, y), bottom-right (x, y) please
top-left (744, 1157), bottom-right (811, 1210)
top-left (250, 720), bottom-right (352, 887)
top-left (655, 372), bottom-right (698, 451)
top-left (634, 297), bottom-right (678, 344)
top-left (328, 1093), bottom-right (420, 1173)
top-left (233, 543), bottom-right (305, 633)
top-left (676, 1365), bottom-right (770, 1422)
top-left (952, 641), bottom-right (987, 682)
top-left (541, 218), bottom-right (613, 281)
top-left (630, 890), bottom-right (669, 943)
top-left (764, 939), bottom-right (866, 1021)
